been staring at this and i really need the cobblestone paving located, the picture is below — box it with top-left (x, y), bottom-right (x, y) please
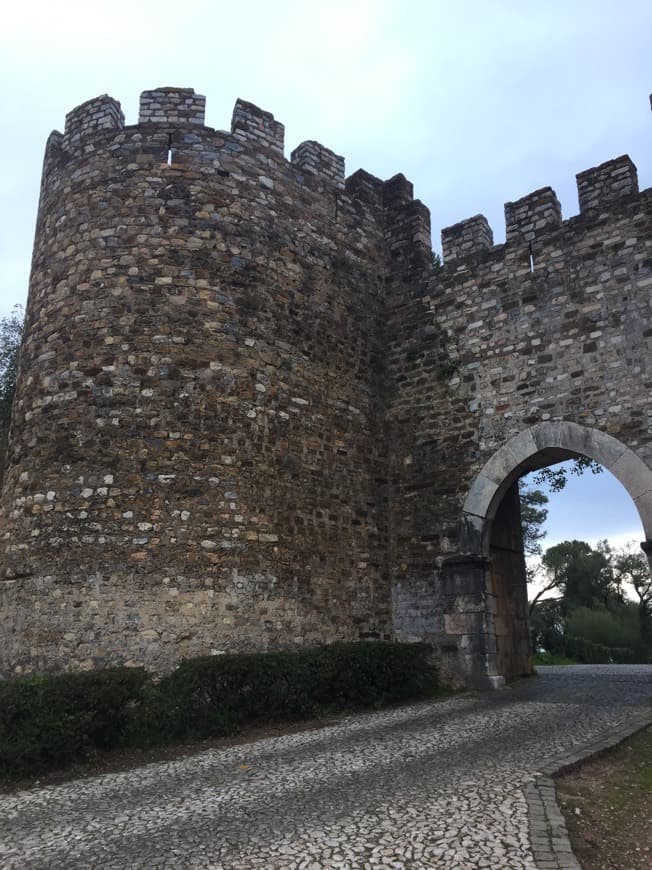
top-left (1, 665), bottom-right (650, 869)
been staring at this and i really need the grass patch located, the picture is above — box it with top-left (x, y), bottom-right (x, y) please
top-left (556, 725), bottom-right (652, 869)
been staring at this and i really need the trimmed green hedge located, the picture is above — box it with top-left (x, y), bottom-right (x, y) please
top-left (133, 641), bottom-right (440, 743)
top-left (0, 642), bottom-right (441, 780)
top-left (564, 635), bottom-right (637, 665)
top-left (0, 667), bottom-right (148, 779)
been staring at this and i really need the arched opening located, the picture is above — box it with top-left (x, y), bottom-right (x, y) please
top-left (456, 422), bottom-right (652, 685)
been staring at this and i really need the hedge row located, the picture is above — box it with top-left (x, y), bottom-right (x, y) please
top-left (0, 642), bottom-right (441, 779)
top-left (564, 635), bottom-right (637, 665)
top-left (0, 667), bottom-right (148, 779)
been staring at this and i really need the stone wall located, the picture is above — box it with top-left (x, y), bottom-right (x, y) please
top-left (1, 88), bottom-right (650, 685)
top-left (387, 155), bottom-right (652, 682)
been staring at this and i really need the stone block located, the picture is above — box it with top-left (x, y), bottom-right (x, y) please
top-left (610, 449), bottom-right (652, 500)
top-left (462, 473), bottom-right (499, 519)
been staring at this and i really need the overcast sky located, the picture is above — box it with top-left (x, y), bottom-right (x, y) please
top-left (0, 0), bottom-right (650, 550)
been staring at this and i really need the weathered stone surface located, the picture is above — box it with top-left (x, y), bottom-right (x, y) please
top-left (441, 214), bottom-right (493, 262)
top-left (386, 115), bottom-right (651, 682)
top-left (0, 87), bottom-right (651, 686)
top-left (0, 89), bottom-right (404, 676)
top-left (577, 155), bottom-right (639, 215)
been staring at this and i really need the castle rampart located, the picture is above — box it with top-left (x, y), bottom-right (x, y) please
top-left (387, 162), bottom-right (652, 682)
top-left (1, 87), bottom-right (650, 686)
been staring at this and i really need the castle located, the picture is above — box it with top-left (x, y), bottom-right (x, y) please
top-left (1, 87), bottom-right (650, 687)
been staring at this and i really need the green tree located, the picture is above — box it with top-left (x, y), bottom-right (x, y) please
top-left (612, 542), bottom-right (652, 655)
top-left (532, 456), bottom-right (603, 492)
top-left (0, 305), bottom-right (23, 480)
top-left (566, 603), bottom-right (639, 651)
top-left (530, 597), bottom-right (565, 653)
top-left (520, 460), bottom-right (603, 611)
top-left (519, 483), bottom-right (548, 557)
top-left (519, 482), bottom-right (550, 611)
top-left (537, 539), bottom-right (620, 615)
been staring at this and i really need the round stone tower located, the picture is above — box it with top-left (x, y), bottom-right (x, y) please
top-left (0, 87), bottom-right (432, 675)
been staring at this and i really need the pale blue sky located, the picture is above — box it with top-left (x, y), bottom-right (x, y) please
top-left (0, 0), bottom-right (650, 550)
top-left (524, 463), bottom-right (643, 552)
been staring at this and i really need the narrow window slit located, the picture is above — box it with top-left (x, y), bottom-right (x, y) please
top-left (167, 134), bottom-right (173, 166)
top-left (528, 241), bottom-right (534, 273)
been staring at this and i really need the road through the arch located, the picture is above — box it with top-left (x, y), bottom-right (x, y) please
top-left (1, 665), bottom-right (651, 869)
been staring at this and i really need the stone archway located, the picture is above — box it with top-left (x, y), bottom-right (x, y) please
top-left (462, 422), bottom-right (652, 553)
top-left (443, 422), bottom-right (652, 687)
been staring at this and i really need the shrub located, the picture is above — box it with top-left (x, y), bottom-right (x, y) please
top-left (132, 651), bottom-right (317, 743)
top-left (0, 667), bottom-right (148, 778)
top-left (566, 605), bottom-right (640, 651)
top-left (0, 642), bottom-right (442, 779)
top-left (564, 635), bottom-right (636, 665)
top-left (306, 641), bottom-right (440, 711)
top-left (135, 642), bottom-right (440, 744)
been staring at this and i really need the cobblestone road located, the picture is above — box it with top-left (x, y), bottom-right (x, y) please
top-left (1, 665), bottom-right (651, 869)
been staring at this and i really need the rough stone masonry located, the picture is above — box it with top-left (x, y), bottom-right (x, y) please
top-left (0, 87), bottom-right (650, 687)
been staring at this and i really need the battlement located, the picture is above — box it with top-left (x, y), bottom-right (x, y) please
top-left (383, 174), bottom-right (414, 207)
top-left (441, 215), bottom-right (493, 262)
top-left (505, 187), bottom-right (562, 244)
top-left (291, 141), bottom-right (345, 190)
top-left (45, 88), bottom-right (646, 277)
top-left (441, 154), bottom-right (644, 263)
top-left (47, 89), bottom-right (371, 193)
top-left (63, 95), bottom-right (124, 153)
top-left (576, 155), bottom-right (639, 215)
top-left (42, 87), bottom-right (433, 267)
top-left (139, 87), bottom-right (206, 126)
top-left (231, 98), bottom-right (285, 155)
top-left (345, 169), bottom-right (385, 206)
top-left (381, 175), bottom-right (432, 276)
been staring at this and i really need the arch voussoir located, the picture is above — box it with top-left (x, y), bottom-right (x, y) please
top-left (464, 423), bottom-right (652, 550)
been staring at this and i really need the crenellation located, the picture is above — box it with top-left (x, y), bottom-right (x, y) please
top-left (383, 173), bottom-right (414, 207)
top-left (231, 98), bottom-right (285, 156)
top-left (441, 214), bottom-right (494, 263)
top-left (291, 141), bottom-right (345, 190)
top-left (577, 155), bottom-right (639, 216)
top-left (345, 169), bottom-right (384, 206)
top-left (63, 95), bottom-right (124, 153)
top-left (384, 198), bottom-right (432, 278)
top-left (381, 173), bottom-right (432, 276)
top-left (138, 87), bottom-right (206, 126)
top-left (42, 130), bottom-right (64, 178)
top-left (505, 187), bottom-right (562, 244)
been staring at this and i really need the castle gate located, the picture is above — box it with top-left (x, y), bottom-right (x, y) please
top-left (387, 158), bottom-right (652, 686)
top-left (453, 424), bottom-right (652, 686)
top-left (0, 87), bottom-right (650, 686)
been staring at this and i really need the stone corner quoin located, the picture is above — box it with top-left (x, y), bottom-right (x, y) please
top-left (0, 85), bottom-right (651, 688)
